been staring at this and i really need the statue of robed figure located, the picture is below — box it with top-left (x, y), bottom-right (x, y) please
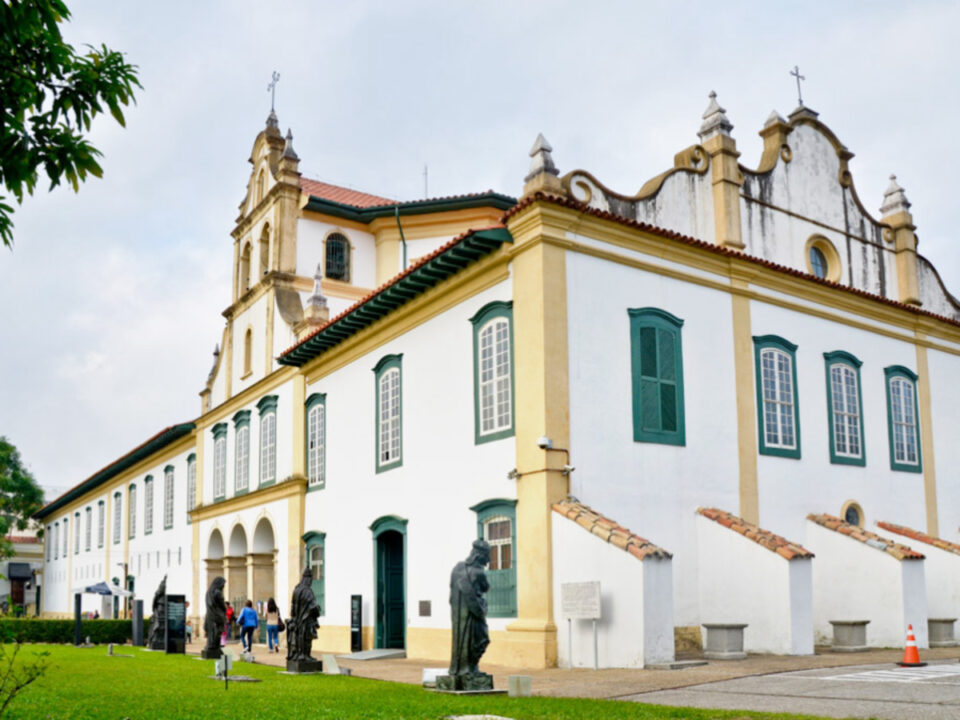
top-left (437, 540), bottom-right (494, 692)
top-left (146, 575), bottom-right (167, 650)
top-left (201, 576), bottom-right (226, 660)
top-left (286, 567), bottom-right (322, 673)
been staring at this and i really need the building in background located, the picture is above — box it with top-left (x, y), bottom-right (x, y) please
top-left (34, 94), bottom-right (960, 665)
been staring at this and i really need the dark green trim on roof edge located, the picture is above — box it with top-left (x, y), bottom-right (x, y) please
top-left (33, 422), bottom-right (195, 520)
top-left (279, 227), bottom-right (513, 368)
top-left (304, 192), bottom-right (516, 224)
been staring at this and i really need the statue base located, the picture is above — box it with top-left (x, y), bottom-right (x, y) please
top-left (286, 659), bottom-right (323, 674)
top-left (200, 647), bottom-right (222, 660)
top-left (149, 640), bottom-right (165, 651)
top-left (436, 672), bottom-right (494, 692)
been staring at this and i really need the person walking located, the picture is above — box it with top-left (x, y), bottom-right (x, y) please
top-left (266, 598), bottom-right (283, 653)
top-left (236, 600), bottom-right (259, 653)
top-left (222, 601), bottom-right (234, 645)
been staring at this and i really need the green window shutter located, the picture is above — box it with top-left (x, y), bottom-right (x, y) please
top-left (469, 301), bottom-right (515, 445)
top-left (628, 308), bottom-right (685, 446)
top-left (303, 531), bottom-right (326, 616)
top-left (373, 354), bottom-right (403, 473)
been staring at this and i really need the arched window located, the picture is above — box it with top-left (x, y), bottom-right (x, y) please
top-left (325, 233), bottom-right (350, 282)
top-left (304, 531), bottom-right (326, 615)
top-left (143, 477), bottom-right (153, 535)
top-left (885, 365), bottom-right (922, 472)
top-left (258, 227), bottom-right (270, 278)
top-left (186, 453), bottom-right (197, 523)
top-left (824, 351), bottom-right (865, 465)
top-left (112, 493), bottom-right (122, 544)
top-left (240, 243), bottom-right (252, 293)
top-left (373, 355), bottom-right (402, 472)
top-left (234, 410), bottom-right (251, 494)
top-left (212, 423), bottom-right (227, 500)
top-left (163, 465), bottom-right (175, 530)
top-left (471, 499), bottom-right (517, 617)
top-left (243, 327), bottom-right (253, 377)
top-left (258, 395), bottom-right (278, 486)
top-left (754, 335), bottom-right (801, 458)
top-left (256, 168), bottom-right (266, 204)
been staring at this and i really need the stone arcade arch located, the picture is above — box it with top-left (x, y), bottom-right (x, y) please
top-left (250, 517), bottom-right (277, 610)
top-left (226, 524), bottom-right (249, 607)
top-left (205, 528), bottom-right (225, 596)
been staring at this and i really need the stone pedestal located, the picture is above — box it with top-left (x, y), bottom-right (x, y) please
top-left (830, 620), bottom-right (870, 652)
top-left (200, 647), bottom-right (222, 660)
top-left (508, 675), bottom-right (532, 697)
top-left (286, 659), bottom-right (323, 674)
top-left (702, 623), bottom-right (747, 660)
top-left (436, 672), bottom-right (494, 692)
top-left (928, 618), bottom-right (957, 648)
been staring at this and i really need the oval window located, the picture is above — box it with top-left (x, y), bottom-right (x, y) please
top-left (809, 246), bottom-right (828, 279)
top-left (844, 504), bottom-right (861, 526)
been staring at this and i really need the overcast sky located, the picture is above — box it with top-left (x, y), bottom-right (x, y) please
top-left (2, 0), bottom-right (958, 501)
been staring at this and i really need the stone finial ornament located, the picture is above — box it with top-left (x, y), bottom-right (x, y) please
top-left (764, 110), bottom-right (788, 129)
top-left (880, 174), bottom-right (911, 217)
top-left (698, 91), bottom-right (734, 140)
top-left (266, 109), bottom-right (279, 130)
top-left (303, 262), bottom-right (329, 326)
top-left (524, 133), bottom-right (559, 182)
top-left (522, 132), bottom-right (565, 197)
top-left (283, 129), bottom-right (298, 160)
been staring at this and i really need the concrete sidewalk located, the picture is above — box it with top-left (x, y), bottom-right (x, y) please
top-left (186, 641), bottom-right (960, 700)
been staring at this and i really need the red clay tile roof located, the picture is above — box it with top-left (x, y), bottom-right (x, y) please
top-left (503, 192), bottom-right (960, 331)
top-left (280, 225), bottom-right (508, 358)
top-left (5, 536), bottom-right (38, 544)
top-left (698, 507), bottom-right (813, 560)
top-left (553, 497), bottom-right (671, 560)
top-left (877, 521), bottom-right (960, 557)
top-left (299, 178), bottom-right (394, 208)
top-left (807, 514), bottom-right (925, 560)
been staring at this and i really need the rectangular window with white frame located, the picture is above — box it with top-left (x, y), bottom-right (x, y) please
top-left (824, 351), bottom-right (865, 466)
top-left (143, 476), bottom-right (154, 535)
top-left (257, 396), bottom-right (278, 486)
top-left (884, 365), bottom-right (922, 473)
top-left (233, 410), bottom-right (250, 494)
top-left (212, 423), bottom-right (227, 500)
top-left (470, 302), bottom-right (515, 445)
top-left (374, 355), bottom-right (402, 472)
top-left (163, 465), bottom-right (174, 529)
top-left (306, 393), bottom-right (326, 489)
top-left (754, 335), bottom-right (801, 459)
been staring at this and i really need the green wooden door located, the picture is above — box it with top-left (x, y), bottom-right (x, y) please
top-left (376, 530), bottom-right (404, 649)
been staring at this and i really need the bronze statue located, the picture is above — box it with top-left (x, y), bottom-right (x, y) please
top-left (437, 540), bottom-right (493, 691)
top-left (286, 567), bottom-right (322, 672)
top-left (146, 575), bottom-right (167, 650)
top-left (201, 576), bottom-right (226, 660)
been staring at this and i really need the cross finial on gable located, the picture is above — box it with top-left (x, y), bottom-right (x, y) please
top-left (790, 66), bottom-right (806, 107)
top-left (267, 71), bottom-right (280, 113)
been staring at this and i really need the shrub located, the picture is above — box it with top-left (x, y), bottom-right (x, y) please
top-left (0, 619), bottom-right (131, 644)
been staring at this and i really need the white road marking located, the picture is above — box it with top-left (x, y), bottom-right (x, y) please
top-left (823, 664), bottom-right (960, 684)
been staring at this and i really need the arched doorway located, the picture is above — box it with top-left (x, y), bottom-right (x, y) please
top-left (226, 524), bottom-right (248, 608)
top-left (370, 516), bottom-right (406, 650)
top-left (206, 528), bottom-right (225, 588)
top-left (251, 517), bottom-right (276, 611)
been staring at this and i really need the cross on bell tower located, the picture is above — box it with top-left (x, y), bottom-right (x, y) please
top-left (267, 71), bottom-right (280, 113)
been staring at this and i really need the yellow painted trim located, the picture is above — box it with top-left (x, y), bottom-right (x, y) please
top-left (321, 277), bottom-right (371, 302)
top-left (404, 626), bottom-right (551, 667)
top-left (192, 428), bottom-right (204, 610)
top-left (287, 482), bottom-right (304, 604)
top-left (503, 203), bottom-right (570, 669)
top-left (530, 206), bottom-right (960, 353)
top-left (302, 250), bottom-right (512, 384)
top-left (264, 292), bottom-right (275, 377)
top-left (731, 281), bottom-right (759, 524)
top-left (189, 476), bottom-right (306, 524)
top-left (375, 234), bottom-right (400, 287)
top-left (224, 322), bottom-right (233, 400)
top-left (291, 375), bottom-right (306, 477)
top-left (805, 235), bottom-right (843, 283)
top-left (315, 625), bottom-right (374, 653)
top-left (300, 208), bottom-right (372, 234)
top-left (914, 338), bottom-right (939, 536)
top-left (702, 133), bottom-right (744, 249)
top-left (368, 207), bottom-right (505, 242)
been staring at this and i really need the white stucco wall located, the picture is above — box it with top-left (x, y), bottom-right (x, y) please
top-left (301, 278), bottom-right (517, 643)
top-left (296, 218), bottom-right (376, 291)
top-left (807, 521), bottom-right (928, 648)
top-left (697, 515), bottom-right (813, 654)
top-left (552, 513), bottom-right (674, 668)
top-left (926, 345), bottom-right (960, 542)
top-left (565, 247), bottom-right (739, 626)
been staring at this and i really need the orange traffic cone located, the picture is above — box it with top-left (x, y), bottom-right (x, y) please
top-left (897, 624), bottom-right (927, 667)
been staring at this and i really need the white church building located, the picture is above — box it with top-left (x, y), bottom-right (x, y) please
top-left (35, 93), bottom-right (960, 667)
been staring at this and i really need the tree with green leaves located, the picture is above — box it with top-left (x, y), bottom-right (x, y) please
top-left (0, 0), bottom-right (140, 248)
top-left (0, 437), bottom-right (43, 559)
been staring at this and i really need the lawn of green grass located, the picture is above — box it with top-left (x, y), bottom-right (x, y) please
top-left (5, 644), bottom-right (839, 720)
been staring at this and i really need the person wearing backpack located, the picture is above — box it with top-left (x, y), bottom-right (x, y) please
top-left (266, 597), bottom-right (284, 653)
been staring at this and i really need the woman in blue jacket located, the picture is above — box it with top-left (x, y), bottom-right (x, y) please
top-left (235, 600), bottom-right (259, 652)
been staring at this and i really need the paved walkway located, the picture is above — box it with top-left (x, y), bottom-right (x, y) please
top-left (186, 641), bottom-right (960, 702)
top-left (629, 662), bottom-right (960, 720)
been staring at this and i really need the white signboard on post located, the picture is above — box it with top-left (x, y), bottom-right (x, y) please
top-left (561, 581), bottom-right (601, 620)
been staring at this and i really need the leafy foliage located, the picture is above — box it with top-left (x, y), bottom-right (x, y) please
top-left (0, 643), bottom-right (47, 717)
top-left (0, 619), bottom-right (130, 645)
top-left (0, 0), bottom-right (140, 248)
top-left (0, 438), bottom-right (43, 561)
